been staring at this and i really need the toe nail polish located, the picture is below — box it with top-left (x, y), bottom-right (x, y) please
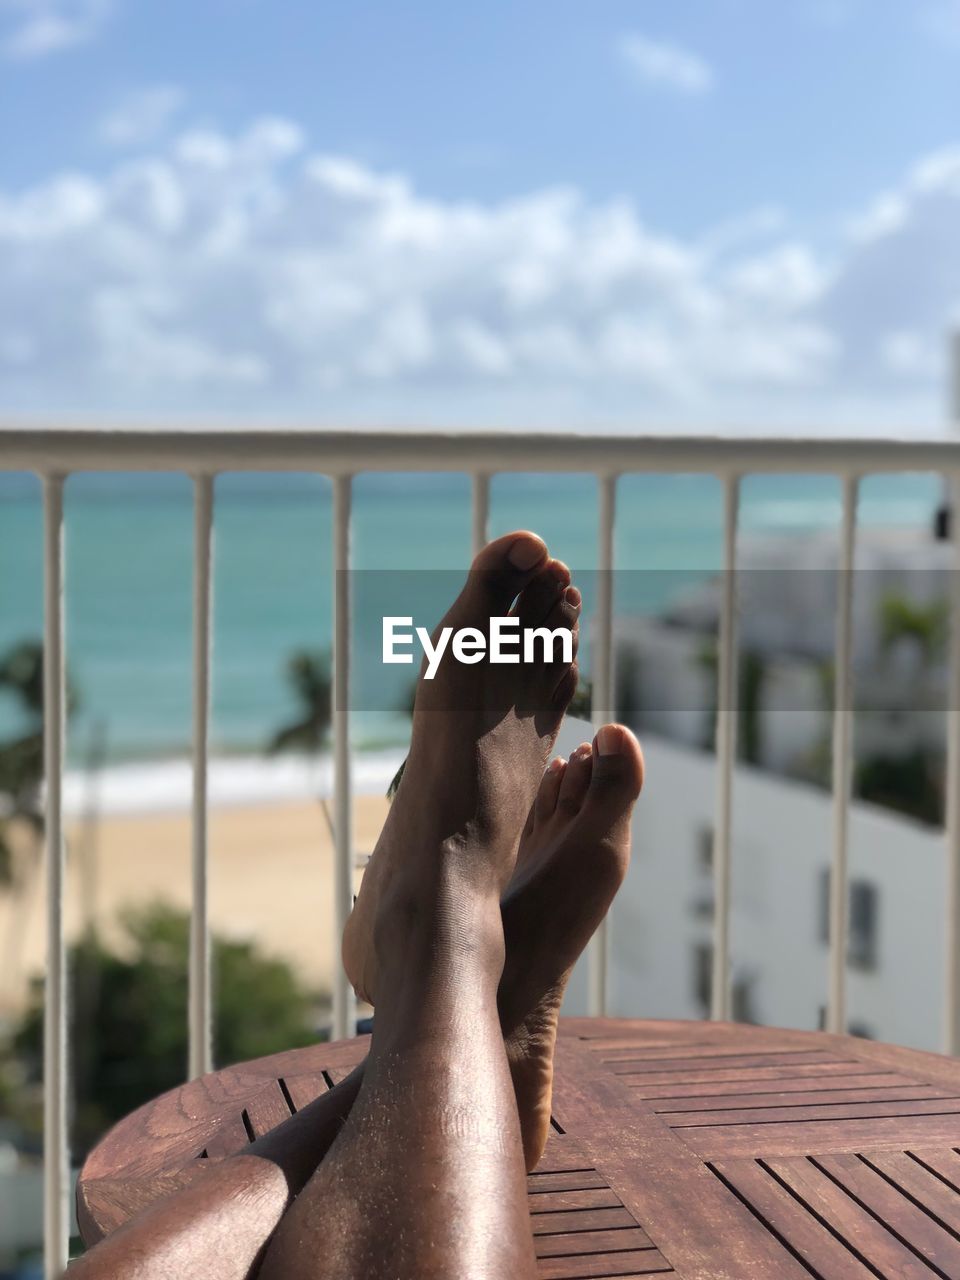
top-left (597, 725), bottom-right (621, 756)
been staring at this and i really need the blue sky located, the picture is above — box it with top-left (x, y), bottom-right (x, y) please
top-left (1, 0), bottom-right (959, 428)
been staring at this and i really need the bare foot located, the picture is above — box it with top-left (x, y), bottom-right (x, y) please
top-left (499, 724), bottom-right (644, 1170)
top-left (343, 531), bottom-right (581, 1006)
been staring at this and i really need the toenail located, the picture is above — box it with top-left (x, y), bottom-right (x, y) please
top-left (508, 537), bottom-right (546, 570)
top-left (597, 725), bottom-right (623, 756)
top-left (564, 585), bottom-right (582, 608)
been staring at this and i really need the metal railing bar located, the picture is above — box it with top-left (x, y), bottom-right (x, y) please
top-left (2, 428), bottom-right (959, 475)
top-left (189, 475), bottom-right (214, 1079)
top-left (945, 473), bottom-right (960, 1055)
top-left (332, 475), bottom-right (356, 1040)
top-left (41, 474), bottom-right (68, 1280)
top-left (471, 473), bottom-right (490, 558)
top-left (827, 475), bottom-right (859, 1036)
top-left (588, 474), bottom-right (617, 1016)
top-left (711, 474), bottom-right (740, 1022)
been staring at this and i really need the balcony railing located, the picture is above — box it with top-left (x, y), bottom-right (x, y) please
top-left (3, 424), bottom-right (960, 1277)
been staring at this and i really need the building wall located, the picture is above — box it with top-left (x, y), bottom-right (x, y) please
top-left (558, 721), bottom-right (947, 1052)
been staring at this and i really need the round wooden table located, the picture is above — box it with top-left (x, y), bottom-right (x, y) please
top-left (78, 1018), bottom-right (960, 1278)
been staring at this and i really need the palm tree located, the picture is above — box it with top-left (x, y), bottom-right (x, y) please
top-left (0, 639), bottom-right (79, 1012)
top-left (0, 639), bottom-right (79, 886)
top-left (267, 650), bottom-right (332, 755)
top-left (267, 649), bottom-right (334, 834)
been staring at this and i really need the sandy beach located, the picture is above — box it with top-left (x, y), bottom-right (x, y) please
top-left (0, 792), bottom-right (390, 1020)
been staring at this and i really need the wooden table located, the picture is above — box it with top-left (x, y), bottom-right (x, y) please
top-left (78, 1017), bottom-right (960, 1278)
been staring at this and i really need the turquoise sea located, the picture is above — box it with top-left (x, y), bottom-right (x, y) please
top-left (0, 468), bottom-right (943, 768)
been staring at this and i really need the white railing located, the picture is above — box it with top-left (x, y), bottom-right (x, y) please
top-left (4, 424), bottom-right (960, 1276)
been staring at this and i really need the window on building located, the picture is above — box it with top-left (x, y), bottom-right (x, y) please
top-left (693, 942), bottom-right (712, 1015)
top-left (817, 867), bottom-right (830, 944)
top-left (848, 881), bottom-right (879, 970)
top-left (696, 824), bottom-right (714, 874)
top-left (817, 869), bottom-right (879, 971)
top-left (691, 826), bottom-right (715, 919)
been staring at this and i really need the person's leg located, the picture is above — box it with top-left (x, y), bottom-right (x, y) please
top-left (72, 532), bottom-right (587, 1279)
top-left (500, 723), bottom-right (644, 1169)
top-left (261, 534), bottom-right (580, 1279)
top-left (261, 885), bottom-right (535, 1279)
top-left (68, 1066), bottom-right (365, 1280)
top-left (70, 720), bottom-right (642, 1279)
top-left (71, 718), bottom-right (644, 1280)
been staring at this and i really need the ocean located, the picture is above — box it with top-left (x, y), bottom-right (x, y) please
top-left (0, 468), bottom-right (942, 809)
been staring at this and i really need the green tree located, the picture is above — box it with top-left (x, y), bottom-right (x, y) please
top-left (855, 748), bottom-right (942, 826)
top-left (695, 639), bottom-right (766, 764)
top-left (0, 638), bottom-right (81, 885)
top-left (0, 640), bottom-right (45, 885)
top-left (740, 650), bottom-right (766, 767)
top-left (267, 647), bottom-right (334, 841)
top-left (267, 649), bottom-right (332, 755)
top-left (878, 593), bottom-right (948, 665)
top-left (11, 903), bottom-right (319, 1157)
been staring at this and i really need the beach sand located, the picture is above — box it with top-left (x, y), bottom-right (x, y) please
top-left (0, 794), bottom-right (390, 1020)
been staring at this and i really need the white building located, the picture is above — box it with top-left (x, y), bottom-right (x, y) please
top-left (560, 723), bottom-right (947, 1054)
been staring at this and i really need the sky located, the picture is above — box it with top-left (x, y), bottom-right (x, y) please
top-left (1, 0), bottom-right (960, 430)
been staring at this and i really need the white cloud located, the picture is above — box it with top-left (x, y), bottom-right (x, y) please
top-left (726, 245), bottom-right (830, 310)
top-left (1, 0), bottom-right (110, 59)
top-left (618, 33), bottom-right (714, 95)
top-left (0, 115), bottom-right (958, 427)
top-left (881, 330), bottom-right (941, 379)
top-left (99, 85), bottom-right (185, 147)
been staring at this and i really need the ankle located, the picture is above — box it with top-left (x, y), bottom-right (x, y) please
top-left (373, 877), bottom-right (505, 1009)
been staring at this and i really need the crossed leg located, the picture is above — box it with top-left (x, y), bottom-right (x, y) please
top-left (261, 531), bottom-right (581, 1278)
top-left (68, 533), bottom-right (643, 1280)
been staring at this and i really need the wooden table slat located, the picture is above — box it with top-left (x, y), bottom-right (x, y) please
top-left (535, 1250), bottom-right (671, 1278)
top-left (639, 1072), bottom-right (919, 1102)
top-left (665, 1095), bottom-right (960, 1127)
top-left (764, 1156), bottom-right (941, 1280)
top-left (528, 1170), bottom-right (609, 1194)
top-left (278, 1071), bottom-right (328, 1113)
top-left (607, 1051), bottom-right (845, 1076)
top-left (710, 1157), bottom-right (880, 1280)
top-left (620, 1061), bottom-right (868, 1088)
top-left (529, 1188), bottom-right (624, 1214)
top-left (530, 1207), bottom-right (640, 1237)
top-left (534, 1228), bottom-right (656, 1259)
top-left (244, 1081), bottom-right (294, 1139)
top-left (813, 1152), bottom-right (960, 1275)
top-left (908, 1145), bottom-right (960, 1190)
top-left (865, 1149), bottom-right (960, 1230)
